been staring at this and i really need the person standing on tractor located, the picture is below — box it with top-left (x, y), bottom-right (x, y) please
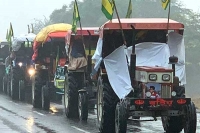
top-left (5, 51), bottom-right (15, 73)
top-left (67, 35), bottom-right (87, 70)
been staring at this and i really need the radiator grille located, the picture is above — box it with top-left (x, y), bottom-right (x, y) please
top-left (161, 85), bottom-right (171, 98)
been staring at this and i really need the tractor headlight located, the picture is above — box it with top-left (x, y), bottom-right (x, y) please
top-left (171, 91), bottom-right (176, 97)
top-left (149, 74), bottom-right (157, 81)
top-left (28, 68), bottom-right (35, 76)
top-left (18, 62), bottom-right (23, 67)
top-left (162, 74), bottom-right (170, 81)
top-left (146, 92), bottom-right (151, 97)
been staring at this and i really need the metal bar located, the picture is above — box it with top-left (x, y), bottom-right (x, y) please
top-left (111, 0), bottom-right (127, 45)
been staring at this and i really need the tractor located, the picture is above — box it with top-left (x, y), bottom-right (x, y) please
top-left (31, 23), bottom-right (71, 110)
top-left (95, 18), bottom-right (196, 133)
top-left (3, 33), bottom-right (36, 100)
top-left (64, 27), bottom-right (99, 121)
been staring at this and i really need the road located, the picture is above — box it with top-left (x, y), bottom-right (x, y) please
top-left (0, 93), bottom-right (199, 133)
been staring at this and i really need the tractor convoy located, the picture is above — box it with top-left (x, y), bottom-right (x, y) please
top-left (1, 18), bottom-right (197, 133)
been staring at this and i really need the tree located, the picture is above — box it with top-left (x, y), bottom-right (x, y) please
top-left (33, 16), bottom-right (52, 34)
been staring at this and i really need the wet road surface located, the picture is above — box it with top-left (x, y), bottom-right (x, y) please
top-left (0, 93), bottom-right (200, 133)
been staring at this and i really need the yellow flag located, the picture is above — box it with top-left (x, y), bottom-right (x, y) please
top-left (161, 0), bottom-right (169, 10)
top-left (102, 0), bottom-right (114, 20)
top-left (6, 29), bottom-right (9, 41)
top-left (126, 0), bottom-right (132, 18)
top-left (72, 1), bottom-right (80, 33)
top-left (9, 22), bottom-right (14, 37)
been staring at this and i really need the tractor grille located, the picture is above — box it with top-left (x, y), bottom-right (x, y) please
top-left (161, 85), bottom-right (171, 98)
top-left (58, 81), bottom-right (64, 86)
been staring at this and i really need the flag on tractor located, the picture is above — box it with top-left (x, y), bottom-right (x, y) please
top-left (161, 0), bottom-right (169, 10)
top-left (9, 22), bottom-right (14, 37)
top-left (72, 1), bottom-right (80, 33)
top-left (101, 0), bottom-right (114, 20)
top-left (126, 0), bottom-right (132, 18)
top-left (6, 29), bottom-right (9, 41)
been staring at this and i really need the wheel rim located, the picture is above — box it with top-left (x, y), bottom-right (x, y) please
top-left (64, 74), bottom-right (69, 110)
top-left (78, 94), bottom-right (82, 118)
top-left (97, 78), bottom-right (103, 123)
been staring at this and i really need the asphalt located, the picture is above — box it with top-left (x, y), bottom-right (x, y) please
top-left (0, 93), bottom-right (200, 133)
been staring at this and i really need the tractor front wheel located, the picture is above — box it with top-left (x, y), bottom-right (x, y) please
top-left (3, 76), bottom-right (7, 93)
top-left (161, 115), bottom-right (184, 133)
top-left (10, 68), bottom-right (19, 100)
top-left (184, 102), bottom-right (197, 133)
top-left (19, 80), bottom-right (25, 101)
top-left (41, 85), bottom-right (50, 111)
top-left (78, 92), bottom-right (88, 121)
top-left (32, 75), bottom-right (42, 108)
top-left (115, 101), bottom-right (128, 133)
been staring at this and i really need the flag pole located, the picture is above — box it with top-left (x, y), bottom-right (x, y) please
top-left (111, 0), bottom-right (127, 45)
top-left (167, 0), bottom-right (171, 33)
top-left (74, 0), bottom-right (85, 55)
top-left (74, 0), bottom-right (83, 38)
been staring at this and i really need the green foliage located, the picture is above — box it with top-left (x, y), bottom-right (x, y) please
top-left (33, 16), bottom-right (52, 34)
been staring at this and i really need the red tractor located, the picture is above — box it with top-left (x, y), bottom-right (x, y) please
top-left (31, 23), bottom-right (71, 110)
top-left (96, 18), bottom-right (196, 133)
top-left (64, 27), bottom-right (99, 121)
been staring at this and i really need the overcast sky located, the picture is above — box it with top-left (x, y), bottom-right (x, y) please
top-left (0, 0), bottom-right (199, 40)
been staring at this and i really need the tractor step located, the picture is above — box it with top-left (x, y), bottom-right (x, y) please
top-left (56, 92), bottom-right (64, 95)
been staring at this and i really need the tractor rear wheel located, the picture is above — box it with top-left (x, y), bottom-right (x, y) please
top-left (97, 76), bottom-right (119, 133)
top-left (64, 73), bottom-right (78, 118)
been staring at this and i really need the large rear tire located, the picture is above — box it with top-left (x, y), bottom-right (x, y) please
top-left (41, 85), bottom-right (50, 111)
top-left (78, 92), bottom-right (88, 121)
top-left (64, 73), bottom-right (78, 118)
top-left (97, 76), bottom-right (119, 133)
top-left (184, 102), bottom-right (197, 133)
